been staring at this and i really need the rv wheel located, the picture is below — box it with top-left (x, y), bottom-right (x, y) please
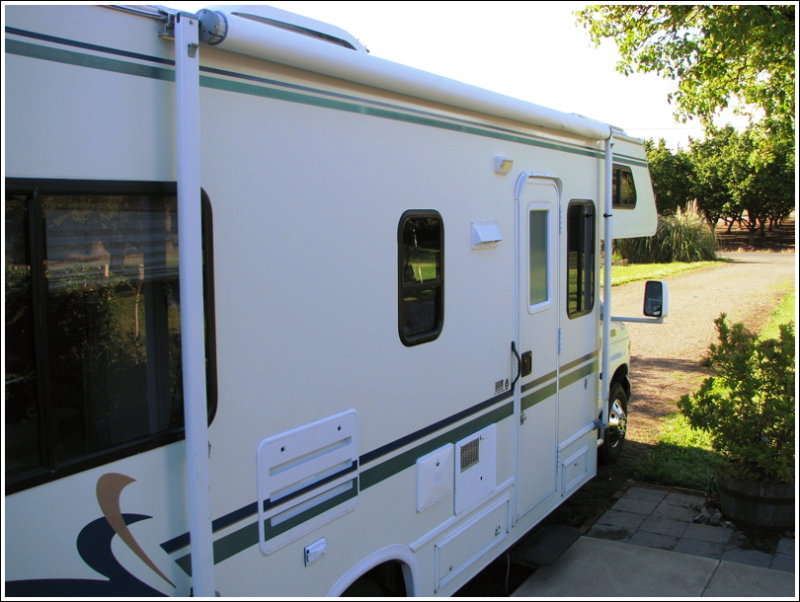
top-left (599, 382), bottom-right (627, 464)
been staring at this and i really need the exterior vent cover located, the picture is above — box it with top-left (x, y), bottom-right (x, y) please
top-left (256, 410), bottom-right (359, 554)
top-left (454, 425), bottom-right (497, 515)
top-left (460, 438), bottom-right (480, 472)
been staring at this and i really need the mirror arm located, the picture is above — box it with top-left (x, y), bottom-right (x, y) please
top-left (611, 315), bottom-right (665, 324)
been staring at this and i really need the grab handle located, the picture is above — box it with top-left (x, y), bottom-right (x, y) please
top-left (510, 341), bottom-right (522, 389)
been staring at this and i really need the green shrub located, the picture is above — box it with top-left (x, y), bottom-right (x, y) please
top-left (617, 204), bottom-right (718, 263)
top-left (678, 315), bottom-right (795, 484)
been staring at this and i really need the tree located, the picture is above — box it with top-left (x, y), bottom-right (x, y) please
top-left (644, 138), bottom-right (695, 214)
top-left (689, 125), bottom-right (795, 235)
top-left (729, 125), bottom-right (795, 234)
top-left (576, 5), bottom-right (796, 136)
top-left (689, 126), bottom-right (744, 229)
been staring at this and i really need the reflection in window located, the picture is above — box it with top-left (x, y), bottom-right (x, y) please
top-left (4, 183), bottom-right (213, 489)
top-left (613, 164), bottom-right (637, 208)
top-left (5, 194), bottom-right (40, 474)
top-left (529, 210), bottom-right (549, 306)
top-left (398, 211), bottom-right (443, 346)
top-left (566, 200), bottom-right (595, 318)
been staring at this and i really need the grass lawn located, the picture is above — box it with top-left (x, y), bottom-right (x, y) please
top-left (605, 260), bottom-right (722, 287)
top-left (759, 280), bottom-right (795, 340)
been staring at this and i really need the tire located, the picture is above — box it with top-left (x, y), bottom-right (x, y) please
top-left (599, 382), bottom-right (628, 464)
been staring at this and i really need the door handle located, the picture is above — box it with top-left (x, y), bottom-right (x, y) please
top-left (511, 341), bottom-right (522, 388)
top-left (511, 342), bottom-right (533, 386)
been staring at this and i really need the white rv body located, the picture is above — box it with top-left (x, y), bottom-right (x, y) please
top-left (4, 5), bottom-right (656, 596)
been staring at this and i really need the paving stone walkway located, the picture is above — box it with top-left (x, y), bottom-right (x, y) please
top-left (586, 485), bottom-right (795, 573)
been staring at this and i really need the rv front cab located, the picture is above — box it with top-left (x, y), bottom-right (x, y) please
top-left (612, 280), bottom-right (669, 324)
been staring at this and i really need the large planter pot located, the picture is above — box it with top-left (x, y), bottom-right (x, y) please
top-left (716, 472), bottom-right (795, 532)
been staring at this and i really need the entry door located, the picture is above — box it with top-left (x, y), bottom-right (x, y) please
top-left (515, 177), bottom-right (560, 521)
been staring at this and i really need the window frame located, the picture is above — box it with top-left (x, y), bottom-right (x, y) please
top-left (566, 199), bottom-right (596, 320)
top-left (397, 209), bottom-right (444, 346)
top-left (4, 178), bottom-right (217, 493)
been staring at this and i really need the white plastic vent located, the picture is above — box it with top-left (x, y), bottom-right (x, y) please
top-left (256, 410), bottom-right (358, 554)
top-left (471, 221), bottom-right (504, 250)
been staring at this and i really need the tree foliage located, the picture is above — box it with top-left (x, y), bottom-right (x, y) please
top-left (644, 138), bottom-right (694, 214)
top-left (576, 5), bottom-right (796, 135)
top-left (631, 126), bottom-right (794, 260)
top-left (687, 126), bottom-right (745, 229)
top-left (687, 125), bottom-right (795, 233)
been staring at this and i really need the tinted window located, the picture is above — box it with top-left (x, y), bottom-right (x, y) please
top-left (4, 181), bottom-right (215, 490)
top-left (398, 211), bottom-right (443, 345)
top-left (529, 209), bottom-right (549, 306)
top-left (613, 164), bottom-right (637, 208)
top-left (566, 200), bottom-right (595, 318)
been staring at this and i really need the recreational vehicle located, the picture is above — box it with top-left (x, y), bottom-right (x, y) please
top-left (4, 5), bottom-right (667, 596)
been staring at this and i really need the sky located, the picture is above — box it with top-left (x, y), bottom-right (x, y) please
top-left (154, 3), bottom-right (742, 148)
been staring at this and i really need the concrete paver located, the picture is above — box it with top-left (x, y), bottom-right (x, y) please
top-left (703, 561), bottom-right (796, 598)
top-left (512, 537), bottom-right (718, 598)
top-left (512, 485), bottom-right (796, 598)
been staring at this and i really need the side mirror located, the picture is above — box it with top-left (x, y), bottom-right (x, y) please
top-left (643, 280), bottom-right (669, 319)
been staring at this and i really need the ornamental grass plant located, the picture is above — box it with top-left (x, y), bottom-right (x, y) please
top-left (616, 203), bottom-right (718, 263)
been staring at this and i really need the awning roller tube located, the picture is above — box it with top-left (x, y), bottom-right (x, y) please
top-left (198, 9), bottom-right (612, 141)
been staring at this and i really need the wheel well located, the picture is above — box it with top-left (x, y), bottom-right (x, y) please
top-left (341, 560), bottom-right (408, 597)
top-left (612, 365), bottom-right (630, 399)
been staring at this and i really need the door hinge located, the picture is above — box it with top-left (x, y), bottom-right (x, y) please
top-left (558, 328), bottom-right (562, 356)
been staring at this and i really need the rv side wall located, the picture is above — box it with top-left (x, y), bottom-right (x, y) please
top-left (4, 5), bottom-right (655, 596)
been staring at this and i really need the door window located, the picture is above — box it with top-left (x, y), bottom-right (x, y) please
top-left (528, 208), bottom-right (550, 308)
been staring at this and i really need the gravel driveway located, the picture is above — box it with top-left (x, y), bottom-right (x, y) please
top-left (609, 251), bottom-right (796, 443)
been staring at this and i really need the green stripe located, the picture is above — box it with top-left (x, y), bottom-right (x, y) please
top-left (175, 521), bottom-right (258, 575)
top-left (7, 38), bottom-right (647, 166)
top-left (561, 351), bottom-right (598, 373)
top-left (176, 481), bottom-right (359, 574)
top-left (614, 152), bottom-right (649, 168)
top-left (559, 360), bottom-right (598, 390)
top-left (519, 349), bottom-right (599, 409)
top-left (199, 74), bottom-right (601, 158)
top-left (6, 39), bottom-right (173, 82)
top-left (521, 369), bottom-right (557, 393)
top-left (359, 402), bottom-right (513, 490)
top-left (522, 381), bottom-right (557, 411)
top-left (264, 482), bottom-right (358, 541)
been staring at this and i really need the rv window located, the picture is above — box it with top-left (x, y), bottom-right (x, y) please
top-left (398, 211), bottom-right (443, 346)
top-left (566, 200), bottom-right (595, 318)
top-left (4, 181), bottom-right (216, 492)
top-left (529, 209), bottom-right (549, 306)
top-left (613, 164), bottom-right (637, 208)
